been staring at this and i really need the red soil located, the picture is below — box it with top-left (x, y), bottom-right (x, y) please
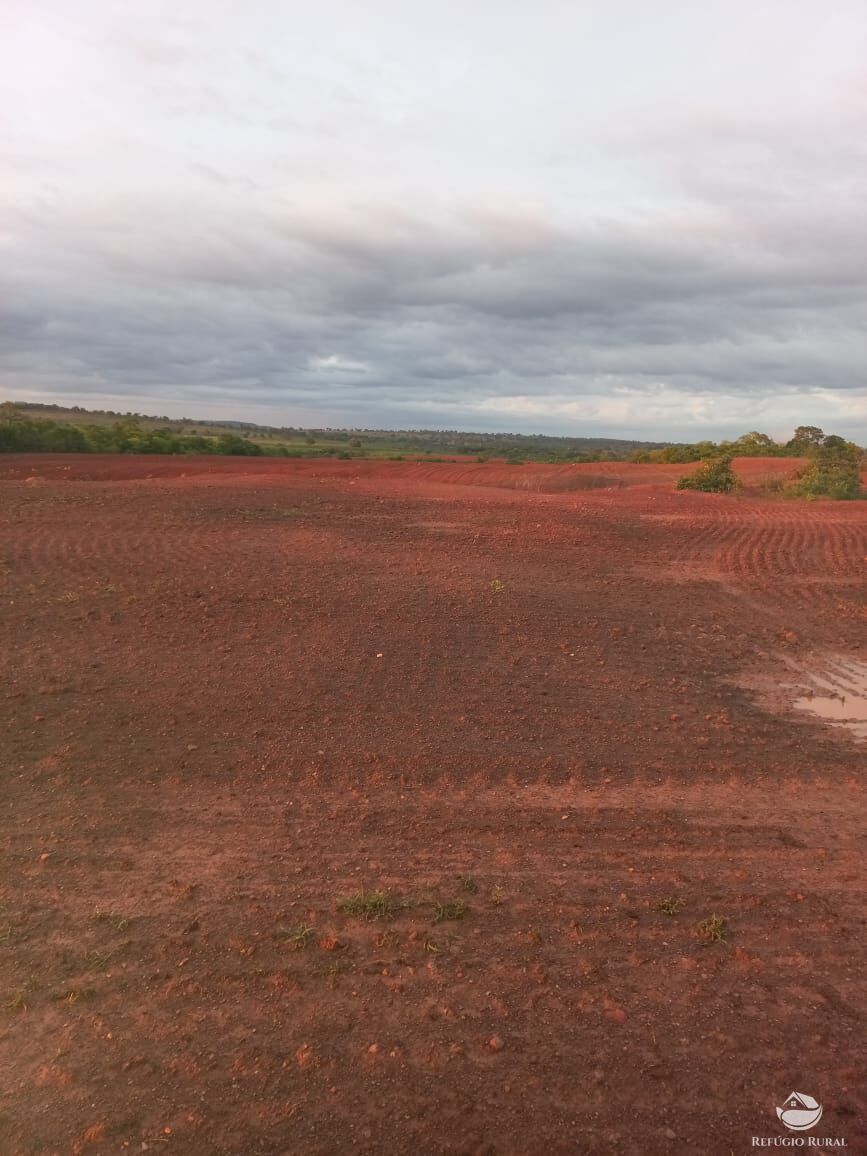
top-left (0, 451), bottom-right (810, 487)
top-left (1, 454), bottom-right (865, 1154)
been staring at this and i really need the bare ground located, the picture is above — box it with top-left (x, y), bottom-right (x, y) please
top-left (1, 455), bottom-right (865, 1155)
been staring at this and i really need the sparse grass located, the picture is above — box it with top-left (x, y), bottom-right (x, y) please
top-left (310, 960), bottom-right (352, 986)
top-left (277, 924), bottom-right (315, 950)
top-left (490, 885), bottom-right (505, 906)
top-left (94, 909), bottom-right (131, 932)
top-left (86, 941), bottom-right (131, 970)
top-left (336, 890), bottom-right (394, 921)
top-left (656, 897), bottom-right (686, 916)
top-left (459, 875), bottom-right (478, 894)
top-left (489, 579), bottom-right (505, 593)
top-left (432, 900), bottom-right (468, 924)
top-left (53, 987), bottom-right (97, 1004)
top-left (696, 915), bottom-right (727, 942)
top-left (3, 988), bottom-right (28, 1013)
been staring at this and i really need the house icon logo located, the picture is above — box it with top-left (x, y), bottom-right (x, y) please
top-left (776, 1092), bottom-right (823, 1131)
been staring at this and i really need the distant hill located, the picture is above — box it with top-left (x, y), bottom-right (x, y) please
top-left (5, 402), bottom-right (672, 462)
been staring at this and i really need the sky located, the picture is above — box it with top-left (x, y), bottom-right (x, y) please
top-left (2, 0), bottom-right (866, 441)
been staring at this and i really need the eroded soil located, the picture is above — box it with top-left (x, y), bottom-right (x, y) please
top-left (1, 455), bottom-right (865, 1155)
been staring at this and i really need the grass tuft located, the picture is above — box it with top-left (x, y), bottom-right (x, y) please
top-left (277, 925), bottom-right (315, 950)
top-left (432, 901), bottom-right (468, 923)
top-left (696, 915), bottom-right (727, 942)
top-left (3, 989), bottom-right (28, 1013)
top-left (94, 910), bottom-right (131, 932)
top-left (656, 897), bottom-right (686, 916)
top-left (336, 890), bottom-right (394, 921)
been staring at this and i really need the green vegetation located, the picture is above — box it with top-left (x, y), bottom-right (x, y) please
top-left (696, 915), bottom-right (727, 942)
top-left (785, 438), bottom-right (862, 500)
top-left (432, 900), bottom-right (469, 923)
top-left (276, 924), bottom-right (316, 950)
top-left (673, 428), bottom-right (863, 499)
top-left (3, 407), bottom-right (861, 495)
top-left (0, 407), bottom-right (273, 457)
top-left (633, 425), bottom-right (862, 465)
top-left (676, 455), bottom-right (740, 493)
top-left (0, 400), bottom-right (669, 461)
top-left (656, 896), bottom-right (686, 915)
top-left (336, 890), bottom-right (394, 921)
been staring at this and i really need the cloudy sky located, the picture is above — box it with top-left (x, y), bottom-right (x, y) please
top-left (3, 0), bottom-right (866, 440)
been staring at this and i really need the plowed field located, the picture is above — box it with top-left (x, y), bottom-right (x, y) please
top-left (1, 454), bottom-right (865, 1154)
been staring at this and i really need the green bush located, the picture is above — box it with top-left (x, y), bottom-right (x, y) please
top-left (786, 442), bottom-right (862, 500)
top-left (676, 455), bottom-right (739, 493)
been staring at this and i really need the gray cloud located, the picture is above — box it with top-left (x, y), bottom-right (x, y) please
top-left (1, 0), bottom-right (866, 439)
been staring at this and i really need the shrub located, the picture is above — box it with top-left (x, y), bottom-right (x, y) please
top-left (676, 455), bottom-right (739, 493)
top-left (786, 442), bottom-right (862, 500)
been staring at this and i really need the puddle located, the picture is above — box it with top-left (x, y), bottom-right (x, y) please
top-left (789, 657), bottom-right (867, 740)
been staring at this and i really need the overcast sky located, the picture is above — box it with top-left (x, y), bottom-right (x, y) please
top-left (3, 0), bottom-right (866, 440)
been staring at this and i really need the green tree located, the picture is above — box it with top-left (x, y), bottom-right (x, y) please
top-left (787, 425), bottom-right (825, 452)
top-left (787, 441), bottom-right (862, 500)
top-left (734, 431), bottom-right (777, 454)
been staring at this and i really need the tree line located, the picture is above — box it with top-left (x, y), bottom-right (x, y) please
top-left (0, 408), bottom-right (281, 457)
top-left (630, 426), bottom-right (860, 463)
top-left (675, 428), bottom-right (863, 499)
